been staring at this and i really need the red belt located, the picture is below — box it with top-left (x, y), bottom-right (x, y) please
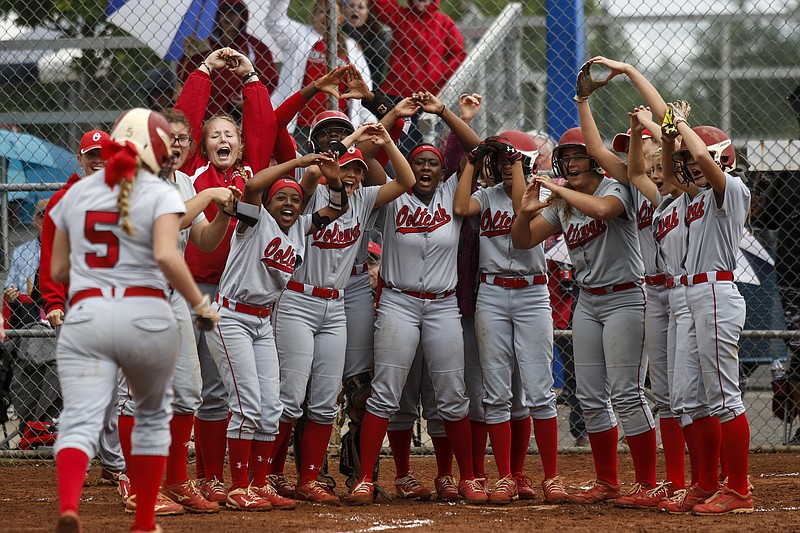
top-left (644, 273), bottom-right (669, 286)
top-left (584, 281), bottom-right (640, 295)
top-left (480, 273), bottom-right (548, 289)
top-left (70, 287), bottom-right (166, 306)
top-left (215, 294), bottom-right (272, 318)
top-left (399, 288), bottom-right (456, 300)
top-left (663, 277), bottom-right (680, 289)
top-left (680, 271), bottom-right (734, 286)
top-left (286, 280), bottom-right (342, 300)
top-left (351, 262), bottom-right (369, 276)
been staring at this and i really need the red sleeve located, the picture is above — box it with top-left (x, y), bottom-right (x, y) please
top-left (375, 118), bottom-right (405, 167)
top-left (274, 128), bottom-right (298, 164)
top-left (429, 18), bottom-right (466, 92)
top-left (275, 90), bottom-right (308, 129)
top-left (174, 70), bottom-right (211, 173)
top-left (370, 0), bottom-right (401, 27)
top-left (241, 80), bottom-right (277, 174)
top-left (251, 38), bottom-right (279, 94)
top-left (39, 191), bottom-right (68, 314)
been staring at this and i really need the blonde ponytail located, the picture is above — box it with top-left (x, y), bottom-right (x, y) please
top-left (117, 177), bottom-right (136, 236)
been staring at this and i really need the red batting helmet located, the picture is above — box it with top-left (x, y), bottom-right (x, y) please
top-left (671, 125), bottom-right (736, 184)
top-left (552, 127), bottom-right (600, 179)
top-left (307, 110), bottom-right (355, 153)
top-left (487, 130), bottom-right (540, 183)
top-left (109, 108), bottom-right (172, 174)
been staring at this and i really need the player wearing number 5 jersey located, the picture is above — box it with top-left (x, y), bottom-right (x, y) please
top-left (454, 132), bottom-right (569, 504)
top-left (270, 123), bottom-right (415, 505)
top-left (50, 109), bottom-right (219, 533)
top-left (511, 128), bottom-right (656, 505)
top-left (203, 150), bottom-right (349, 511)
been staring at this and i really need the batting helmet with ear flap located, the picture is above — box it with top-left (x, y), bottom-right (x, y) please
top-left (307, 110), bottom-right (354, 153)
top-left (671, 125), bottom-right (736, 184)
top-left (551, 127), bottom-right (601, 179)
top-left (487, 130), bottom-right (540, 183)
top-left (109, 108), bottom-right (172, 174)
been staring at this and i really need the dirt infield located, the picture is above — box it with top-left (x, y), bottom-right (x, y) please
top-left (2, 452), bottom-right (799, 532)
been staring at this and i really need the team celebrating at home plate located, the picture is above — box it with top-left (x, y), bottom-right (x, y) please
top-left (42, 34), bottom-right (755, 532)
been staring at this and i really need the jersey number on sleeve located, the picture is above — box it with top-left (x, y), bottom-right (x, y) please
top-left (85, 211), bottom-right (120, 268)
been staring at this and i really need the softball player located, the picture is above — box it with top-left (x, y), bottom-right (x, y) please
top-left (454, 133), bottom-right (568, 504)
top-left (203, 149), bottom-right (351, 510)
top-left (173, 47), bottom-right (277, 504)
top-left (271, 123), bottom-right (415, 505)
top-left (662, 111), bottom-right (753, 515)
top-left (511, 127), bottom-right (656, 505)
top-left (348, 96), bottom-right (488, 506)
top-left (51, 108), bottom-right (218, 533)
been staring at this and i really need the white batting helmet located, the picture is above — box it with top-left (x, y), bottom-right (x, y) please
top-left (109, 108), bottom-right (172, 174)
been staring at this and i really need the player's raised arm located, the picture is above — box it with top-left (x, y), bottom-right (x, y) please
top-left (244, 152), bottom-right (334, 206)
top-left (588, 56), bottom-right (669, 122)
top-left (626, 113), bottom-right (660, 206)
top-left (307, 152), bottom-right (350, 234)
top-left (413, 91), bottom-right (482, 153)
top-left (510, 181), bottom-right (559, 249)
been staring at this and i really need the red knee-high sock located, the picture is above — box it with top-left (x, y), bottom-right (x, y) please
top-left (471, 421), bottom-right (488, 478)
top-left (56, 448), bottom-right (90, 514)
top-left (720, 414), bottom-right (750, 494)
top-left (692, 416), bottom-right (721, 492)
top-left (442, 418), bottom-right (475, 481)
top-left (194, 417), bottom-right (205, 480)
top-left (165, 413), bottom-right (194, 486)
top-left (626, 427), bottom-right (657, 487)
top-left (200, 419), bottom-right (229, 483)
top-left (533, 417), bottom-right (559, 479)
top-left (249, 440), bottom-right (275, 487)
top-left (298, 421), bottom-right (333, 485)
top-left (117, 415), bottom-right (135, 484)
top-left (358, 413), bottom-right (389, 483)
top-left (510, 417), bottom-right (532, 475)
top-left (431, 436), bottom-right (453, 477)
top-left (130, 455), bottom-right (167, 532)
top-left (227, 438), bottom-right (252, 490)
top-left (387, 429), bottom-right (413, 478)
top-left (683, 423), bottom-right (699, 485)
top-left (659, 417), bottom-right (686, 489)
top-left (486, 421), bottom-right (511, 478)
top-left (269, 421), bottom-right (293, 475)
top-left (588, 427), bottom-right (619, 486)
top-left (719, 438), bottom-right (729, 483)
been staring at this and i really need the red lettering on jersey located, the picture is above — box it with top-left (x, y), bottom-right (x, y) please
top-left (654, 207), bottom-right (680, 242)
top-left (637, 201), bottom-right (654, 230)
top-left (311, 218), bottom-right (362, 249)
top-left (395, 204), bottom-right (452, 234)
top-left (564, 219), bottom-right (607, 250)
top-left (685, 197), bottom-right (706, 227)
top-left (261, 237), bottom-right (296, 273)
top-left (479, 209), bottom-right (515, 238)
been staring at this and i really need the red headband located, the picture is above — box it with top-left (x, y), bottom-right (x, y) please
top-left (408, 144), bottom-right (444, 166)
top-left (266, 178), bottom-right (303, 204)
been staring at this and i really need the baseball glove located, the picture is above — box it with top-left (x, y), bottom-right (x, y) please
top-left (575, 61), bottom-right (608, 101)
top-left (661, 102), bottom-right (692, 143)
top-left (193, 294), bottom-right (218, 331)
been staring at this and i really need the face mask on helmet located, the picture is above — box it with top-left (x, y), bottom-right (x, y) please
top-left (552, 149), bottom-right (599, 179)
top-left (486, 130), bottom-right (539, 184)
top-left (671, 126), bottom-right (735, 185)
top-left (307, 111), bottom-right (355, 153)
top-left (110, 108), bottom-right (172, 174)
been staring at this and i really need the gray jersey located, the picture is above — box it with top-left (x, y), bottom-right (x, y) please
top-left (631, 184), bottom-right (663, 276)
top-left (652, 195), bottom-right (689, 278)
top-left (683, 174), bottom-right (751, 275)
top-left (174, 170), bottom-right (205, 256)
top-left (540, 177), bottom-right (644, 287)
top-left (217, 209), bottom-right (313, 306)
top-left (49, 170), bottom-right (185, 294)
top-left (293, 185), bottom-right (381, 289)
top-left (380, 176), bottom-right (462, 293)
top-left (472, 184), bottom-right (546, 275)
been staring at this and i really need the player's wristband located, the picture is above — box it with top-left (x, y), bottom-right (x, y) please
top-left (362, 90), bottom-right (391, 119)
top-left (312, 211), bottom-right (332, 229)
top-left (328, 184), bottom-right (348, 211)
top-left (242, 71), bottom-right (258, 83)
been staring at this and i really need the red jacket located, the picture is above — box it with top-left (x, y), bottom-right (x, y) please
top-left (177, 0), bottom-right (279, 119)
top-left (39, 172), bottom-right (81, 314)
top-left (372, 0), bottom-right (466, 97)
top-left (174, 70), bottom-right (277, 284)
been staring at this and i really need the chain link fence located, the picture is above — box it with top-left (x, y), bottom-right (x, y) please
top-left (1, 0), bottom-right (799, 458)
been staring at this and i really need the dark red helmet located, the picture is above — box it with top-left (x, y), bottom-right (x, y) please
top-left (671, 125), bottom-right (736, 184)
top-left (552, 127), bottom-right (599, 178)
top-left (307, 110), bottom-right (354, 153)
top-left (487, 130), bottom-right (540, 182)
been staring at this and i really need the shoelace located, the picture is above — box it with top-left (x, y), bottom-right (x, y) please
top-left (543, 477), bottom-right (567, 493)
top-left (397, 472), bottom-right (425, 490)
top-left (623, 482), bottom-right (645, 496)
top-left (184, 479), bottom-right (206, 498)
top-left (305, 480), bottom-right (331, 496)
top-left (439, 476), bottom-right (457, 491)
top-left (493, 476), bottom-right (515, 493)
top-left (205, 478), bottom-right (226, 495)
top-left (645, 482), bottom-right (673, 498)
top-left (514, 474), bottom-right (534, 487)
top-left (665, 487), bottom-right (691, 505)
top-left (352, 481), bottom-right (373, 495)
top-left (464, 479), bottom-right (484, 492)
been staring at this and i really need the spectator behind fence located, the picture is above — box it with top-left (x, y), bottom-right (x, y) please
top-left (370, 0), bottom-right (466, 153)
top-left (265, 0), bottom-right (374, 141)
top-left (142, 67), bottom-right (177, 113)
top-left (4, 201), bottom-right (61, 444)
top-left (343, 0), bottom-right (391, 88)
top-left (178, 0), bottom-right (279, 120)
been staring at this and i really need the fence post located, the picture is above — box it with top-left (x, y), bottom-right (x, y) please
top-left (545, 0), bottom-right (585, 139)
